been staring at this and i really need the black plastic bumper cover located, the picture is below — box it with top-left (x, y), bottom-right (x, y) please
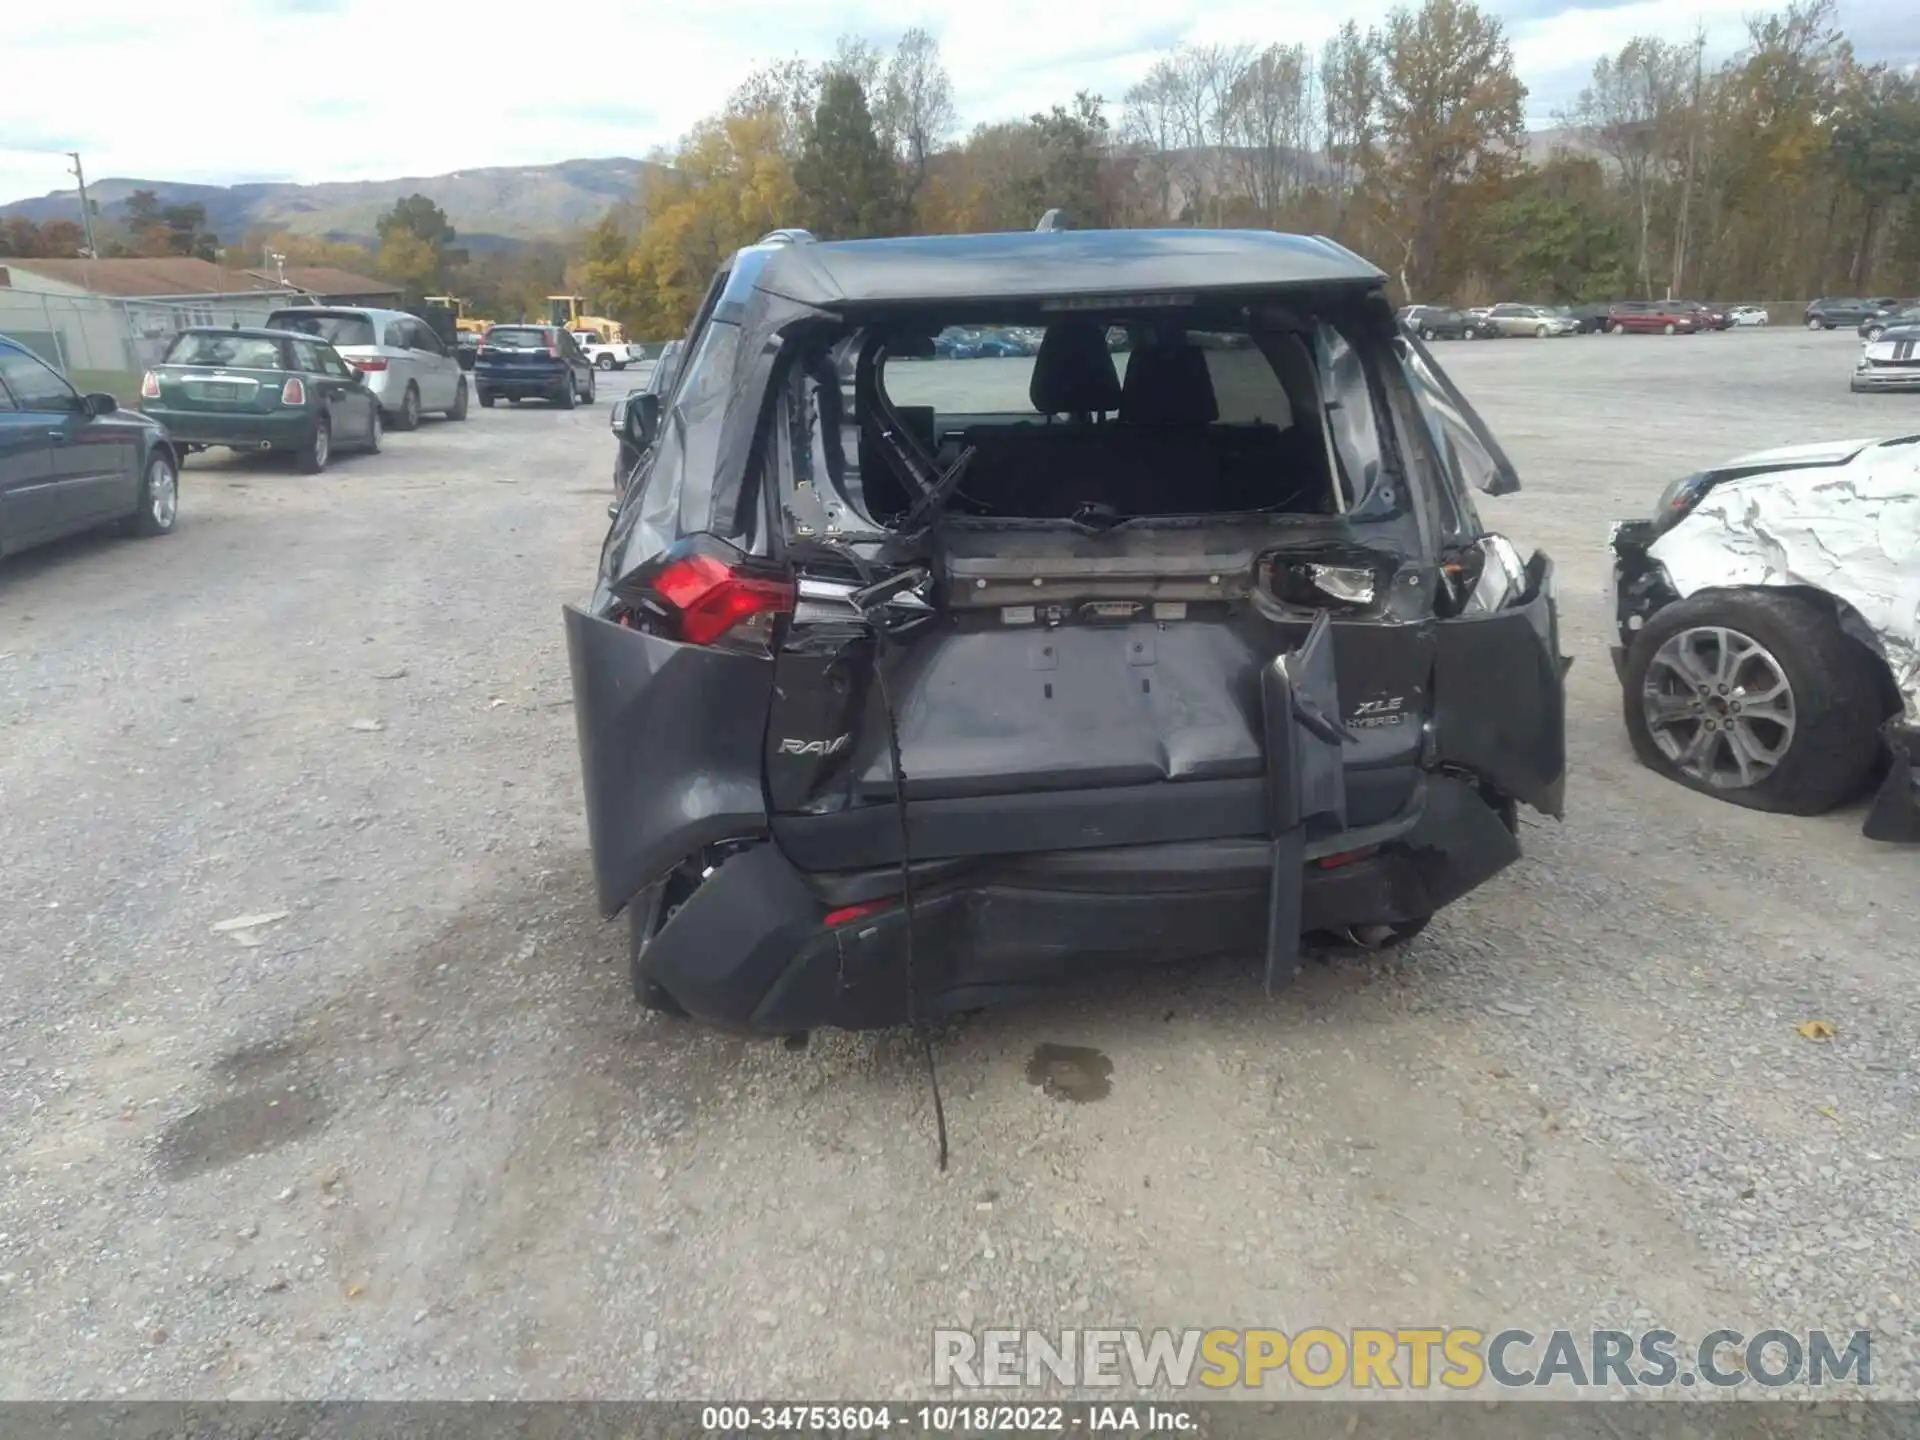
top-left (564, 605), bottom-right (774, 915)
top-left (641, 775), bottom-right (1520, 1033)
top-left (1863, 720), bottom-right (1920, 843)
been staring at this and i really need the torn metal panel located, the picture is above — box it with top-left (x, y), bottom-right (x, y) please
top-left (1645, 439), bottom-right (1920, 721)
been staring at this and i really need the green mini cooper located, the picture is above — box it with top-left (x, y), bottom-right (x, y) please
top-left (139, 327), bottom-right (383, 473)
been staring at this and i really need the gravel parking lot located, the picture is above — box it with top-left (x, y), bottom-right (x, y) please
top-left (1, 328), bottom-right (1914, 1403)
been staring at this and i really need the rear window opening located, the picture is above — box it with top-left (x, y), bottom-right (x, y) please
top-left (266, 311), bottom-right (375, 348)
top-left (782, 307), bottom-right (1396, 535)
top-left (164, 333), bottom-right (285, 369)
top-left (484, 327), bottom-right (554, 350)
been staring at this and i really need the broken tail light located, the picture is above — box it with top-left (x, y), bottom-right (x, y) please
top-left (614, 536), bottom-right (794, 647)
top-left (823, 901), bottom-right (886, 928)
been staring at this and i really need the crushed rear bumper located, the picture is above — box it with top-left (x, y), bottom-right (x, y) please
top-left (640, 775), bottom-right (1519, 1034)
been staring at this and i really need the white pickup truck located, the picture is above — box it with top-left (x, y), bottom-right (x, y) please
top-left (568, 331), bottom-right (643, 371)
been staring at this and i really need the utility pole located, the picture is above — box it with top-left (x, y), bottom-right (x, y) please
top-left (66, 151), bottom-right (98, 258)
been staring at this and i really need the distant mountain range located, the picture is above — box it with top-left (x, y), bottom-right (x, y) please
top-left (0, 158), bottom-right (666, 252)
top-left (3, 134), bottom-right (1593, 252)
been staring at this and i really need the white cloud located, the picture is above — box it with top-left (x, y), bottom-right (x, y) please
top-left (1, 0), bottom-right (1911, 206)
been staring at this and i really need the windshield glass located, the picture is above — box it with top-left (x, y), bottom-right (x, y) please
top-left (485, 327), bottom-right (551, 350)
top-left (164, 333), bottom-right (285, 369)
top-left (268, 312), bottom-right (374, 347)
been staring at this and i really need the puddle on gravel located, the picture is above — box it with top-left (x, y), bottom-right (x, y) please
top-left (155, 1083), bottom-right (332, 1180)
top-left (1025, 1043), bottom-right (1113, 1103)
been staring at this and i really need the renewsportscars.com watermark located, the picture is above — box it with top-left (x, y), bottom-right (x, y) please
top-left (933, 1327), bottom-right (1874, 1392)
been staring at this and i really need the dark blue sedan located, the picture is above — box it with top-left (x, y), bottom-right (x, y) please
top-left (0, 334), bottom-right (181, 561)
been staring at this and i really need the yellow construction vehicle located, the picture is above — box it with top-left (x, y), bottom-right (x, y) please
top-left (424, 295), bottom-right (492, 336)
top-left (545, 295), bottom-right (625, 344)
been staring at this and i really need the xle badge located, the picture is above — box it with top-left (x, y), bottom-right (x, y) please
top-left (777, 734), bottom-right (852, 757)
top-left (1350, 697), bottom-right (1408, 728)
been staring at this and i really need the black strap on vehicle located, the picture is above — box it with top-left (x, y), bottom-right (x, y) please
top-left (872, 637), bottom-right (950, 1172)
top-left (838, 547), bottom-right (950, 1171)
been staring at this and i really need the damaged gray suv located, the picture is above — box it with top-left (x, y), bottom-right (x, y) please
top-left (564, 223), bottom-right (1568, 1034)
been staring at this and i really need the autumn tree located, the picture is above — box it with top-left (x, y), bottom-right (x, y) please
top-left (1369, 0), bottom-right (1527, 299)
top-left (793, 71), bottom-right (903, 239)
top-left (1319, 22), bottom-right (1380, 243)
top-left (1566, 39), bottom-right (1692, 294)
top-left (121, 188), bottom-right (171, 256)
top-left (878, 28), bottom-right (958, 217)
top-left (242, 228), bottom-right (379, 273)
top-left (1224, 43), bottom-right (1318, 226)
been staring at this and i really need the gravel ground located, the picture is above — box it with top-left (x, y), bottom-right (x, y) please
top-left (0, 328), bottom-right (1914, 1404)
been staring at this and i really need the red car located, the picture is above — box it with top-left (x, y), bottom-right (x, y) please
top-left (1605, 301), bottom-right (1699, 335)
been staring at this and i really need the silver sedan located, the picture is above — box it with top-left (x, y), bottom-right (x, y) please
top-left (1485, 303), bottom-right (1580, 338)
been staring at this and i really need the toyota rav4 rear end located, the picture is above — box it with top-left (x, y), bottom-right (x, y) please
top-left (564, 225), bottom-right (1567, 1034)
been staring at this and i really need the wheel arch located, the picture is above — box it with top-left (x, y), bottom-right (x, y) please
top-left (1643, 581), bottom-right (1908, 725)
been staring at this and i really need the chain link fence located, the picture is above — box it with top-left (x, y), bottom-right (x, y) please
top-left (0, 287), bottom-right (287, 401)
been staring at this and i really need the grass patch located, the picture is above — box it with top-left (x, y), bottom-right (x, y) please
top-left (67, 368), bottom-right (144, 407)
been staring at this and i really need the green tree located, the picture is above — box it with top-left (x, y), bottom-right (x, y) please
top-left (1483, 160), bottom-right (1631, 299)
top-left (375, 194), bottom-right (465, 300)
top-left (793, 71), bottom-right (902, 239)
top-left (160, 202), bottom-right (217, 260)
top-left (1028, 93), bottom-right (1112, 227)
top-left (1832, 67), bottom-right (1920, 286)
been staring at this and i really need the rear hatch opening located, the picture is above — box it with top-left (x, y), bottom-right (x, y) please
top-left (749, 299), bottom-right (1473, 843)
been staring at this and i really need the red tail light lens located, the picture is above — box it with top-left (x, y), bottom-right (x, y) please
top-left (1317, 845), bottom-right (1379, 870)
top-left (280, 377), bottom-right (306, 406)
top-left (140, 370), bottom-right (160, 399)
top-left (351, 357), bottom-right (388, 372)
top-left (653, 553), bottom-right (795, 645)
top-left (616, 539), bottom-right (795, 647)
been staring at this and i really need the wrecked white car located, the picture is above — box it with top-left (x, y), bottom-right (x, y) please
top-left (1852, 325), bottom-right (1920, 393)
top-left (1610, 434), bottom-right (1920, 841)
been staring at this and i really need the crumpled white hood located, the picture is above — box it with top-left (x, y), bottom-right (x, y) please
top-left (1647, 437), bottom-right (1920, 720)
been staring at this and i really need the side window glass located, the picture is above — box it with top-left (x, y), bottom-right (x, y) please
top-left (1314, 323), bottom-right (1386, 508)
top-left (290, 339), bottom-right (323, 373)
top-left (383, 322), bottom-right (407, 348)
top-left (1395, 332), bottom-right (1518, 497)
top-left (0, 348), bottom-right (80, 411)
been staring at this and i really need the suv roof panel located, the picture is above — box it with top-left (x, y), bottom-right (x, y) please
top-left (752, 228), bottom-right (1386, 308)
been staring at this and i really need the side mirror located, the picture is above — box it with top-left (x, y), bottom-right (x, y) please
top-left (629, 391), bottom-right (661, 448)
top-left (83, 392), bottom-right (118, 417)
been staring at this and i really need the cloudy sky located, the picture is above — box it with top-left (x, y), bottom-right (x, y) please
top-left (2, 0), bottom-right (1914, 207)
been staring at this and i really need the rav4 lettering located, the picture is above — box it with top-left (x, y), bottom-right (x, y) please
top-left (778, 734), bottom-right (852, 757)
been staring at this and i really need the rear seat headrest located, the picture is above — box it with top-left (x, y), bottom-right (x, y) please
top-left (1120, 341), bottom-right (1220, 425)
top-left (1029, 321), bottom-right (1122, 416)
